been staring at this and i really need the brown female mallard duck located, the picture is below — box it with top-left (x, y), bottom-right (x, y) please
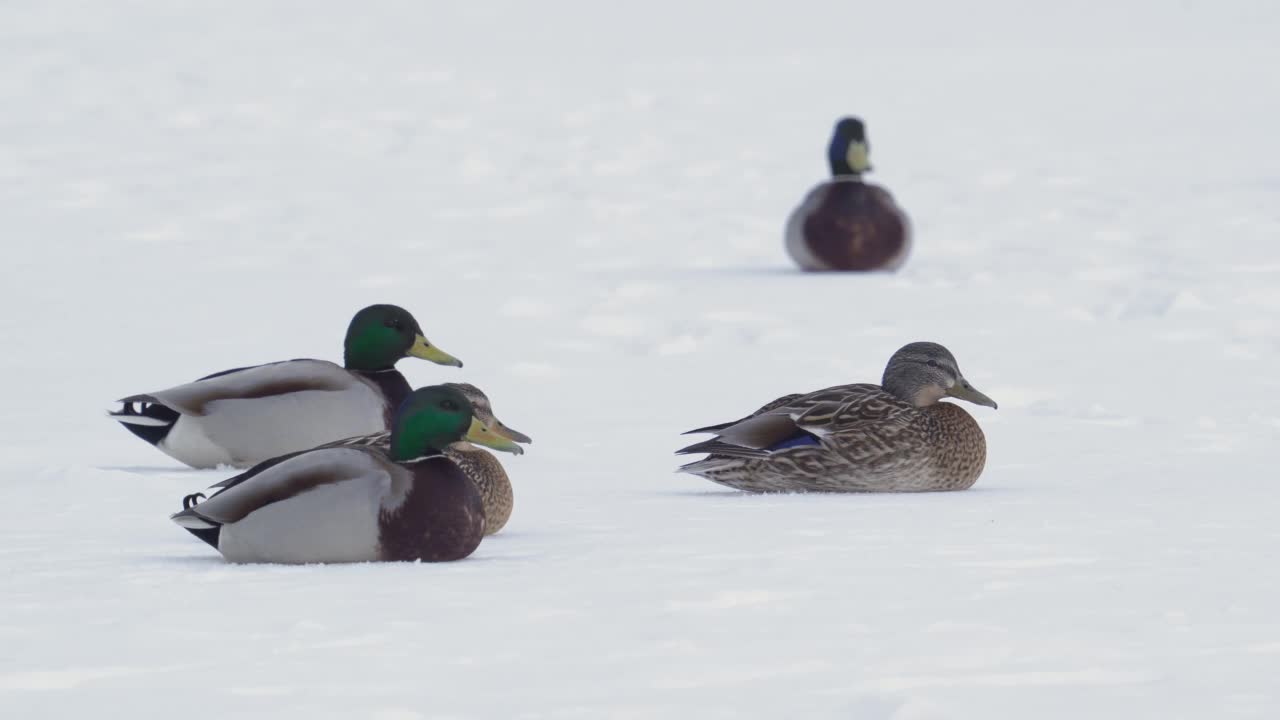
top-left (785, 116), bottom-right (912, 271)
top-left (677, 342), bottom-right (996, 492)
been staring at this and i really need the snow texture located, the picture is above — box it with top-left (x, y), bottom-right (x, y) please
top-left (2, 1), bottom-right (1279, 717)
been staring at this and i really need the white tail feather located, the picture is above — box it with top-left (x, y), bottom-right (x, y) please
top-left (108, 411), bottom-right (170, 427)
top-left (171, 513), bottom-right (218, 530)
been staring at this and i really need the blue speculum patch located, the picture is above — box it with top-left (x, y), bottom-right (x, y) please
top-left (767, 432), bottom-right (821, 451)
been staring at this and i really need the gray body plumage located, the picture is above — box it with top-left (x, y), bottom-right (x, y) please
top-left (113, 360), bottom-right (393, 468)
top-left (173, 447), bottom-right (409, 563)
top-left (173, 444), bottom-right (487, 564)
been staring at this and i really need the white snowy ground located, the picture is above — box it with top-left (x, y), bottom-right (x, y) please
top-left (3, 1), bottom-right (1279, 717)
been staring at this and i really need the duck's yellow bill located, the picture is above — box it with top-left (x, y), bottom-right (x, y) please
top-left (408, 334), bottom-right (463, 368)
top-left (846, 141), bottom-right (872, 173)
top-left (465, 417), bottom-right (525, 455)
top-left (491, 420), bottom-right (532, 445)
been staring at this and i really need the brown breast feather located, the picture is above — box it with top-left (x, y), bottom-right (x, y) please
top-left (802, 182), bottom-right (907, 271)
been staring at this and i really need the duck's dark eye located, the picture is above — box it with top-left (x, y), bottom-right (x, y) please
top-left (440, 399), bottom-right (459, 411)
top-left (385, 319), bottom-right (402, 330)
top-left (926, 359), bottom-right (939, 367)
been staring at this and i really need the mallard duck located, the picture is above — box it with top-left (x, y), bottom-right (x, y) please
top-left (676, 342), bottom-right (996, 492)
top-left (109, 304), bottom-right (463, 469)
top-left (171, 384), bottom-right (526, 564)
top-left (785, 116), bottom-right (912, 271)
top-left (317, 383), bottom-right (531, 535)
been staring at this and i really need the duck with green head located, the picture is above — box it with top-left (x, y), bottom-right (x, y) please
top-left (319, 383), bottom-right (532, 535)
top-left (785, 116), bottom-right (912, 271)
top-left (677, 342), bottom-right (996, 492)
top-left (171, 384), bottom-right (526, 563)
top-left (110, 304), bottom-right (463, 468)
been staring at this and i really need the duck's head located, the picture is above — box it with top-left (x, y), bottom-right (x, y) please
top-left (343, 304), bottom-right (463, 371)
top-left (444, 383), bottom-right (533, 450)
top-left (827, 116), bottom-right (872, 178)
top-left (389, 385), bottom-right (527, 462)
top-left (881, 342), bottom-right (997, 410)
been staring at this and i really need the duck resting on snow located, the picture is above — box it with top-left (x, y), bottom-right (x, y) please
top-left (316, 383), bottom-right (531, 535)
top-left (109, 304), bottom-right (463, 469)
top-left (676, 342), bottom-right (996, 493)
top-left (171, 384), bottom-right (528, 564)
top-left (785, 116), bottom-right (912, 271)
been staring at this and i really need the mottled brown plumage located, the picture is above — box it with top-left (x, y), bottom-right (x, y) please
top-left (677, 342), bottom-right (996, 493)
top-left (445, 444), bottom-right (515, 534)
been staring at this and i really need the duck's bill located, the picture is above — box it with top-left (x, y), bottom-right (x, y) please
top-left (491, 420), bottom-right (532, 445)
top-left (948, 379), bottom-right (998, 409)
top-left (846, 140), bottom-right (873, 173)
top-left (464, 417), bottom-right (525, 455)
top-left (408, 334), bottom-right (464, 368)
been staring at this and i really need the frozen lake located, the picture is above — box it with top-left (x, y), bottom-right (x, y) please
top-left (2, 1), bottom-right (1278, 717)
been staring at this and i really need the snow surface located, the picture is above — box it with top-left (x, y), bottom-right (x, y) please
top-left (3, 1), bottom-right (1280, 717)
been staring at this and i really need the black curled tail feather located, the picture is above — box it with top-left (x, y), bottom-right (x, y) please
top-left (109, 397), bottom-right (179, 446)
top-left (172, 493), bottom-right (221, 550)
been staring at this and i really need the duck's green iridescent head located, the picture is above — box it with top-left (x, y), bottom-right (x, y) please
top-left (827, 116), bottom-right (872, 177)
top-left (390, 385), bottom-right (527, 462)
top-left (882, 342), bottom-right (998, 410)
top-left (343, 304), bottom-right (463, 372)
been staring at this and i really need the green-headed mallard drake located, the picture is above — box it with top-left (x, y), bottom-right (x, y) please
top-left (109, 304), bottom-right (463, 469)
top-left (785, 116), bottom-right (912, 272)
top-left (676, 342), bottom-right (996, 492)
top-left (171, 384), bottom-right (525, 564)
top-left (317, 383), bottom-right (531, 535)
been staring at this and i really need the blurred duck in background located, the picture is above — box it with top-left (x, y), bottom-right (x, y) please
top-left (785, 116), bottom-right (912, 271)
